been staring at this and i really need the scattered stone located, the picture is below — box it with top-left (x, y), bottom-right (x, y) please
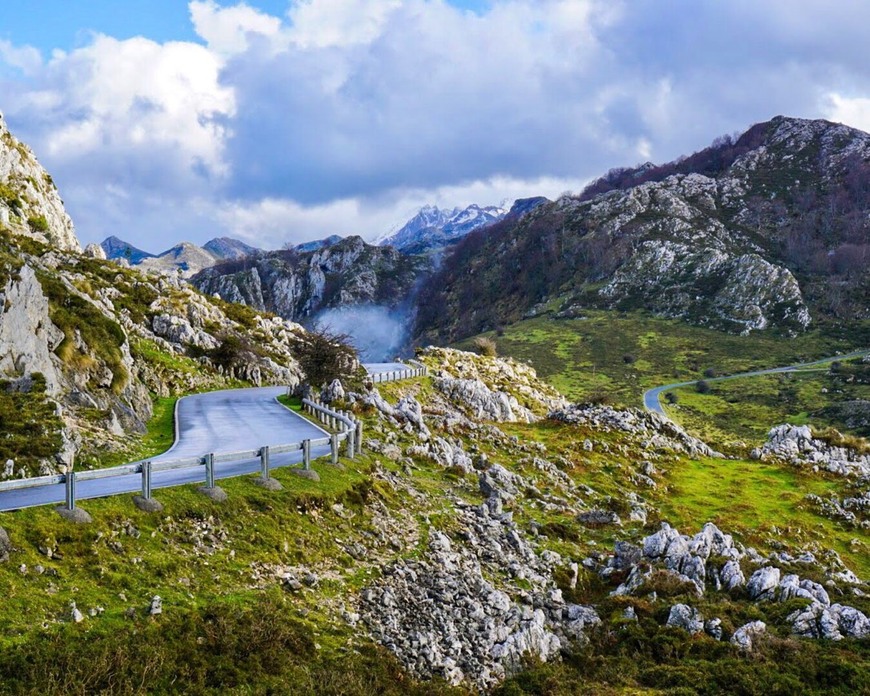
top-left (577, 509), bottom-right (622, 526)
top-left (69, 601), bottom-right (84, 623)
top-left (252, 476), bottom-right (283, 491)
top-left (149, 595), bottom-right (163, 616)
top-left (132, 495), bottom-right (164, 513)
top-left (0, 526), bottom-right (11, 563)
top-left (705, 618), bottom-right (723, 640)
top-left (666, 604), bottom-right (704, 634)
top-left (198, 486), bottom-right (228, 502)
top-left (56, 506), bottom-right (93, 524)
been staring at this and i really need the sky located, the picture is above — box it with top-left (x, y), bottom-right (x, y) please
top-left (2, 0), bottom-right (870, 252)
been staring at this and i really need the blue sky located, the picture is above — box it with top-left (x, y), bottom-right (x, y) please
top-left (0, 0), bottom-right (489, 52)
top-left (2, 1), bottom-right (870, 250)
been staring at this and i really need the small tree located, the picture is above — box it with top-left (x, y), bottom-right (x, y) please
top-left (293, 328), bottom-right (358, 389)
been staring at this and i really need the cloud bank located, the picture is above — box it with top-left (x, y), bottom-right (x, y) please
top-left (1, 0), bottom-right (870, 249)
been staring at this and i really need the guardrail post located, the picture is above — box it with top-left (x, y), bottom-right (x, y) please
top-left (355, 421), bottom-right (363, 456)
top-left (346, 429), bottom-right (355, 459)
top-left (141, 461), bottom-right (152, 499)
top-left (303, 440), bottom-right (311, 470)
top-left (65, 471), bottom-right (76, 511)
top-left (330, 434), bottom-right (339, 465)
top-left (204, 453), bottom-right (215, 488)
top-left (260, 446), bottom-right (270, 479)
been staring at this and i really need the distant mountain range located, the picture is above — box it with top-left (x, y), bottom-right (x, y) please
top-left (100, 236), bottom-right (260, 277)
top-left (376, 203), bottom-right (510, 254)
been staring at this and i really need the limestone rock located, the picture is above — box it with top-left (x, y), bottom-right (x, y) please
top-left (666, 604), bottom-right (704, 634)
top-left (747, 567), bottom-right (781, 601)
top-left (730, 621), bottom-right (767, 652)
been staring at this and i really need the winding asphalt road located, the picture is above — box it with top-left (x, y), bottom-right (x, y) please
top-left (643, 348), bottom-right (870, 415)
top-left (0, 387), bottom-right (331, 512)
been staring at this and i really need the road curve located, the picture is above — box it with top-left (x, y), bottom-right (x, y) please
top-left (643, 348), bottom-right (870, 415)
top-left (0, 387), bottom-right (331, 512)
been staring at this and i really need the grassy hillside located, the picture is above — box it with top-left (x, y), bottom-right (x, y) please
top-left (2, 354), bottom-right (867, 694)
top-left (458, 310), bottom-right (870, 405)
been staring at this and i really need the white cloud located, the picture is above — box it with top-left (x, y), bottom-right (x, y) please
top-left (286, 0), bottom-right (403, 48)
top-left (190, 0), bottom-right (282, 55)
top-left (826, 93), bottom-right (870, 133)
top-left (0, 39), bottom-right (42, 75)
top-left (2, 0), bottom-right (870, 251)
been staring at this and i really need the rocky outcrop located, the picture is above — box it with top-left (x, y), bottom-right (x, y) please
top-left (0, 115), bottom-right (80, 252)
top-left (433, 376), bottom-right (535, 423)
top-left (422, 347), bottom-right (567, 418)
top-left (0, 265), bottom-right (65, 396)
top-left (359, 515), bottom-right (598, 689)
top-left (757, 424), bottom-right (870, 477)
top-left (549, 403), bottom-right (719, 459)
top-left (600, 242), bottom-right (810, 334)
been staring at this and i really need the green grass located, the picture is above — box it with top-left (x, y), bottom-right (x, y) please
top-left (463, 310), bottom-right (870, 408)
top-left (654, 456), bottom-right (869, 579)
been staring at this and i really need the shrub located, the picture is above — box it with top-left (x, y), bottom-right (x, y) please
top-left (696, 380), bottom-right (711, 394)
top-left (665, 392), bottom-right (679, 404)
top-left (27, 215), bottom-right (49, 233)
top-left (472, 336), bottom-right (498, 357)
top-left (703, 367), bottom-right (717, 378)
top-left (622, 353), bottom-right (637, 364)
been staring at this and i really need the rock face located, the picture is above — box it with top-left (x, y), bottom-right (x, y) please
top-left (415, 116), bottom-right (870, 343)
top-left (0, 265), bottom-right (65, 396)
top-left (599, 242), bottom-right (809, 335)
top-left (0, 115), bottom-right (80, 252)
top-left (759, 424), bottom-right (870, 477)
top-left (191, 235), bottom-right (430, 321)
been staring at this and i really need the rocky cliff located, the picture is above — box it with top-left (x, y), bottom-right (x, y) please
top-left (0, 114), bottom-right (80, 253)
top-left (191, 235), bottom-right (431, 321)
top-left (416, 116), bottom-right (870, 343)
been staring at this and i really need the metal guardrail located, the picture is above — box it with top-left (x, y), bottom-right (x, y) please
top-left (0, 399), bottom-right (361, 514)
top-left (368, 363), bottom-right (428, 384)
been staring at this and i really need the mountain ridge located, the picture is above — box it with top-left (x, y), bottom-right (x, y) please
top-left (414, 115), bottom-right (870, 344)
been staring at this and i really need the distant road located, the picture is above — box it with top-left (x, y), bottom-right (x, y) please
top-left (643, 349), bottom-right (870, 415)
top-left (0, 387), bottom-right (330, 512)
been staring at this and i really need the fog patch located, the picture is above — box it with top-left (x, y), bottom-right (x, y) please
top-left (314, 305), bottom-right (408, 362)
